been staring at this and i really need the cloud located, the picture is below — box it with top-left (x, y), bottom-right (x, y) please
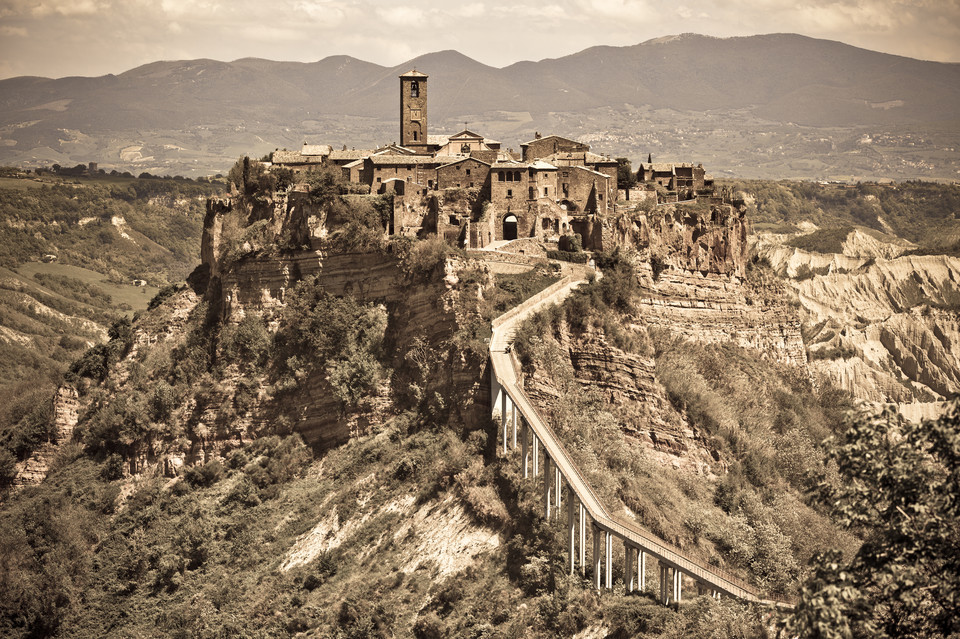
top-left (2, 0), bottom-right (960, 80)
top-left (0, 25), bottom-right (28, 36)
top-left (377, 5), bottom-right (424, 27)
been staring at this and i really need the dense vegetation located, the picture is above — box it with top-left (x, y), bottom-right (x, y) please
top-left (726, 180), bottom-right (960, 250)
top-left (0, 175), bottom-right (219, 485)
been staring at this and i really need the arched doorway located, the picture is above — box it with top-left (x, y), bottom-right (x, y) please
top-left (503, 214), bottom-right (518, 240)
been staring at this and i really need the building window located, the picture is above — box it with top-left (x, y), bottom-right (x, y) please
top-left (507, 189), bottom-right (513, 198)
top-left (599, 193), bottom-right (603, 200)
top-left (449, 215), bottom-right (458, 225)
top-left (470, 182), bottom-right (474, 188)
top-left (412, 131), bottom-right (418, 142)
top-left (498, 171), bottom-right (504, 182)
top-left (376, 177), bottom-right (381, 183)
top-left (465, 168), bottom-right (471, 176)
top-left (410, 81), bottom-right (419, 97)
top-left (514, 171), bottom-right (521, 182)
top-left (528, 186), bottom-right (535, 199)
top-left (562, 183), bottom-right (569, 196)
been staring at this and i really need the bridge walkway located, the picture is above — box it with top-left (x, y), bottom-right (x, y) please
top-left (488, 268), bottom-right (792, 608)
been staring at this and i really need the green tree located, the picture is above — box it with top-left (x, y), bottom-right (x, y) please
top-left (616, 157), bottom-right (637, 191)
top-left (788, 401), bottom-right (960, 637)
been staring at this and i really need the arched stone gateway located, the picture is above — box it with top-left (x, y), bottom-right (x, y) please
top-left (503, 214), bottom-right (518, 240)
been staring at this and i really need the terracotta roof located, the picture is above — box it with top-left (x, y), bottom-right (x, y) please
top-left (448, 129), bottom-right (484, 140)
top-left (399, 70), bottom-right (428, 78)
top-left (427, 135), bottom-right (450, 145)
top-left (521, 134), bottom-right (583, 146)
top-left (437, 157), bottom-right (491, 169)
top-left (342, 159), bottom-right (363, 169)
top-left (547, 151), bottom-right (616, 165)
top-left (368, 154), bottom-right (443, 166)
top-left (301, 144), bottom-right (332, 156)
top-left (376, 144), bottom-right (417, 155)
top-left (641, 162), bottom-right (697, 172)
top-left (329, 149), bottom-right (372, 161)
top-left (530, 160), bottom-right (557, 170)
top-left (272, 150), bottom-right (306, 164)
top-left (491, 159), bottom-right (528, 168)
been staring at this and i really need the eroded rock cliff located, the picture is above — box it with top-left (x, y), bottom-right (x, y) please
top-left (757, 232), bottom-right (960, 410)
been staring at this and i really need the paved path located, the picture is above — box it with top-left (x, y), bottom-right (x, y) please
top-left (489, 270), bottom-right (793, 608)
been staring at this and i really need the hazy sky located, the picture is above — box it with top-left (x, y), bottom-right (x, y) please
top-left (1, 0), bottom-right (959, 79)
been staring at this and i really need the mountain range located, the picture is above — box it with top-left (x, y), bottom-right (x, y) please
top-left (1, 33), bottom-right (959, 179)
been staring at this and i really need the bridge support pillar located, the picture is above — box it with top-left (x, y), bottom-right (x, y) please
top-left (605, 531), bottom-right (613, 589)
top-left (592, 524), bottom-right (602, 590)
top-left (626, 545), bottom-right (634, 592)
top-left (511, 401), bottom-right (517, 450)
top-left (532, 436), bottom-right (540, 476)
top-left (659, 564), bottom-right (669, 605)
top-left (501, 391), bottom-right (509, 454)
top-left (555, 467), bottom-right (562, 514)
top-left (673, 568), bottom-right (682, 603)
top-left (638, 550), bottom-right (646, 593)
top-left (543, 455), bottom-right (552, 519)
top-left (578, 503), bottom-right (586, 575)
top-left (520, 420), bottom-right (529, 479)
top-left (567, 490), bottom-right (576, 574)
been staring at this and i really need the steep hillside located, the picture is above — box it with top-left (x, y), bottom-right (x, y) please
top-left (0, 174), bottom-right (218, 486)
top-left (738, 180), bottom-right (960, 414)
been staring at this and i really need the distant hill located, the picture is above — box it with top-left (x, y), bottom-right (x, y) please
top-left (2, 33), bottom-right (959, 179)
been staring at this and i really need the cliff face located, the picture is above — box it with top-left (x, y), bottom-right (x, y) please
top-left (605, 204), bottom-right (750, 277)
top-left (522, 204), bottom-right (806, 472)
top-left (13, 386), bottom-right (79, 488)
top-left (525, 327), bottom-right (720, 474)
top-left (757, 234), bottom-right (960, 410)
top-left (15, 188), bottom-right (494, 485)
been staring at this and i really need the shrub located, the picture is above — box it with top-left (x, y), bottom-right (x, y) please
top-left (546, 249), bottom-right (589, 263)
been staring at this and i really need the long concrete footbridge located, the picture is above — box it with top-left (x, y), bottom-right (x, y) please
top-left (489, 268), bottom-right (793, 608)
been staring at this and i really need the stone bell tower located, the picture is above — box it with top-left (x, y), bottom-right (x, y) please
top-left (400, 70), bottom-right (428, 151)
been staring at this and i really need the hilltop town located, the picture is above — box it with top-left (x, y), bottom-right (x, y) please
top-left (261, 69), bottom-right (720, 251)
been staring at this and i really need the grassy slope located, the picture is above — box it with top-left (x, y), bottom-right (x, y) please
top-left (724, 180), bottom-right (960, 249)
top-left (0, 175), bottom-right (219, 475)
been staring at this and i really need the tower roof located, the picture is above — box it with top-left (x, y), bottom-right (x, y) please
top-left (399, 69), bottom-right (428, 78)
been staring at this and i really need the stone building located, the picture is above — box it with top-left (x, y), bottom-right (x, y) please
top-left (521, 134), bottom-right (589, 161)
top-left (267, 68), bottom-right (715, 249)
top-left (400, 70), bottom-right (429, 151)
top-left (436, 157), bottom-right (491, 192)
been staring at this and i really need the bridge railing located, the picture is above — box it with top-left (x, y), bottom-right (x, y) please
top-left (490, 275), bottom-right (797, 608)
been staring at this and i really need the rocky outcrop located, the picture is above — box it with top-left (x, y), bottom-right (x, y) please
top-left (524, 327), bottom-right (720, 475)
top-left (605, 204), bottom-right (750, 277)
top-left (634, 263), bottom-right (807, 367)
top-left (13, 386), bottom-right (79, 488)
top-left (759, 238), bottom-right (960, 406)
